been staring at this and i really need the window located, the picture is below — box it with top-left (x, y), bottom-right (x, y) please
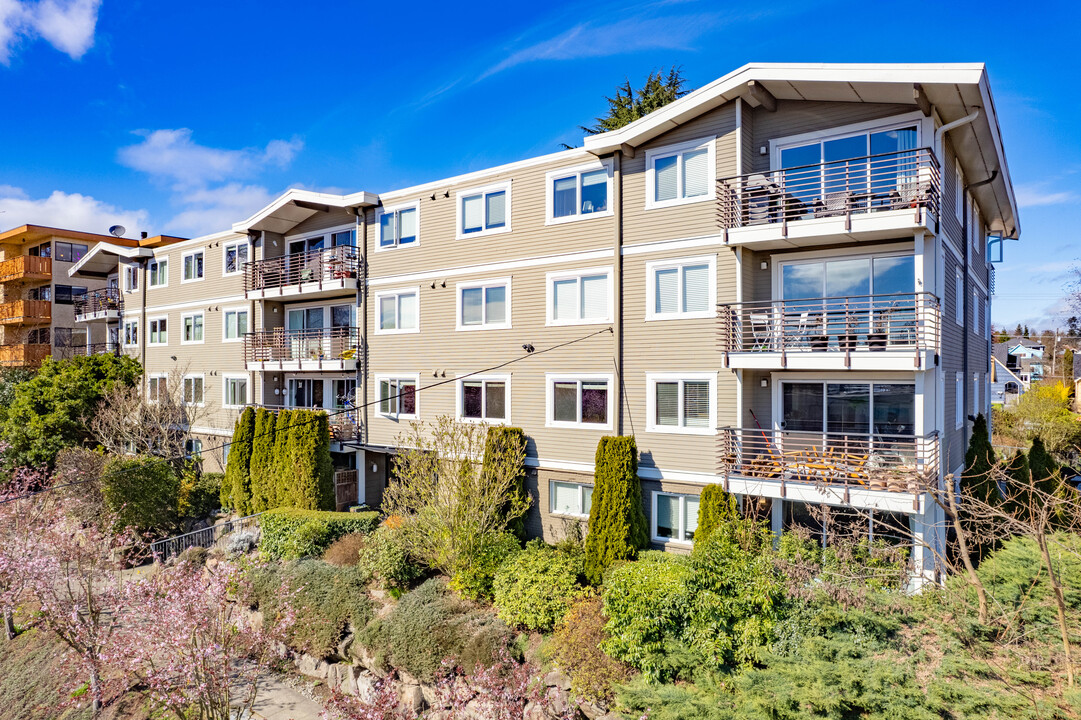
top-left (124, 265), bottom-right (139, 291)
top-left (184, 438), bottom-right (203, 459)
top-left (653, 492), bottom-right (699, 544)
top-left (973, 373), bottom-right (980, 419)
top-left (781, 382), bottom-right (915, 438)
top-left (30, 243), bottom-right (50, 258)
top-left (971, 287), bottom-right (979, 332)
top-left (183, 375), bottom-right (205, 405)
top-left (147, 375), bottom-right (166, 402)
top-left (223, 309), bottom-right (248, 341)
top-left (332, 378), bottom-right (357, 408)
top-left (955, 372), bottom-right (963, 429)
top-left (28, 286), bottom-right (50, 301)
top-left (547, 375), bottom-right (612, 429)
top-left (375, 289), bottom-right (418, 334)
top-left (377, 377), bottom-right (418, 419)
top-left (53, 285), bottom-right (86, 305)
top-left (647, 256), bottom-right (715, 320)
top-left (954, 267), bottom-right (964, 326)
top-left (182, 312), bottom-right (204, 344)
top-left (457, 279), bottom-right (510, 330)
top-left (458, 377), bottom-right (508, 422)
top-left (984, 298), bottom-right (991, 340)
top-left (182, 250), bottom-right (204, 282)
top-left (224, 241), bottom-right (249, 275)
top-left (287, 377), bottom-right (323, 408)
top-left (54, 242), bottom-right (88, 263)
top-left (954, 158), bottom-right (964, 223)
top-left (377, 203), bottom-right (419, 249)
top-left (457, 182), bottom-right (510, 238)
top-left (123, 319), bottom-right (138, 346)
top-left (647, 373), bottom-right (715, 434)
top-left (224, 376), bottom-right (248, 408)
top-left (547, 268), bottom-right (612, 325)
top-left (148, 317), bottom-right (168, 346)
top-left (149, 258), bottom-right (167, 287)
top-left (332, 230), bottom-right (355, 247)
top-left (28, 327), bottom-right (49, 344)
top-left (550, 481), bottom-right (593, 517)
top-left (645, 137), bottom-right (715, 209)
top-left (547, 161), bottom-right (612, 223)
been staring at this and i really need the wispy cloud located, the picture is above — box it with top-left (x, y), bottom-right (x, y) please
top-left (0, 184), bottom-right (149, 237)
top-left (0, 0), bottom-right (101, 65)
top-left (1016, 182), bottom-right (1077, 208)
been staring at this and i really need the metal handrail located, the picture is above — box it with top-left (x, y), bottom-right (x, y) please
top-left (244, 326), bottom-right (360, 363)
top-left (74, 287), bottom-right (122, 318)
top-left (149, 512), bottom-right (264, 561)
top-left (717, 147), bottom-right (941, 231)
top-left (247, 402), bottom-right (360, 441)
top-left (244, 246), bottom-right (359, 293)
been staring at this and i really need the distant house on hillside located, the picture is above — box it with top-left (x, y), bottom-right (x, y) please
top-left (991, 343), bottom-right (1027, 406)
top-left (1007, 338), bottom-right (1045, 381)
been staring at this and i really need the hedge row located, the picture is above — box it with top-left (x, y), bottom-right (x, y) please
top-left (260, 507), bottom-right (380, 560)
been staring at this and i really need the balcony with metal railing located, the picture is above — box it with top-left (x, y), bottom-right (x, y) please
top-left (74, 287), bottom-right (122, 322)
top-left (717, 148), bottom-right (940, 248)
top-left (244, 326), bottom-right (360, 371)
top-left (718, 292), bottom-right (940, 371)
top-left (0, 255), bottom-right (51, 284)
top-left (244, 246), bottom-right (359, 300)
top-left (247, 402), bottom-right (361, 445)
top-left (0, 299), bottom-right (51, 325)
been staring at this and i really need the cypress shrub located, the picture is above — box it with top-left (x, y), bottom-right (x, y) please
top-left (248, 408), bottom-right (275, 512)
top-left (484, 426), bottom-right (529, 539)
top-left (271, 408), bottom-right (294, 508)
top-left (695, 484), bottom-right (739, 546)
top-left (223, 407), bottom-right (255, 513)
top-left (1027, 436), bottom-right (1060, 492)
top-left (289, 410), bottom-right (334, 511)
top-left (962, 413), bottom-right (998, 505)
top-left (584, 435), bottom-right (648, 585)
top-left (102, 455), bottom-right (181, 536)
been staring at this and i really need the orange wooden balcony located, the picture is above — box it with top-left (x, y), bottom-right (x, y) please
top-left (0, 256), bottom-right (51, 283)
top-left (0, 299), bottom-right (51, 325)
top-left (0, 343), bottom-right (50, 367)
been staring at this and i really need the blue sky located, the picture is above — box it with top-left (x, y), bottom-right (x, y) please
top-left (0, 0), bottom-right (1078, 329)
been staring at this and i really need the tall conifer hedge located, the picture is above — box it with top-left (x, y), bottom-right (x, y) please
top-left (695, 484), bottom-right (740, 546)
top-left (222, 407), bottom-right (255, 513)
top-left (584, 435), bottom-right (648, 584)
top-left (271, 409), bottom-right (294, 508)
top-left (248, 408), bottom-right (275, 512)
top-left (484, 426), bottom-right (529, 538)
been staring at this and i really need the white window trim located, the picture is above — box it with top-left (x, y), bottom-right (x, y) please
top-left (123, 264), bottom-right (139, 293)
top-left (147, 315), bottom-right (169, 347)
top-left (645, 372), bottom-right (717, 436)
top-left (181, 250), bottom-right (205, 284)
top-left (545, 266), bottom-right (614, 327)
top-left (181, 311), bottom-right (205, 345)
top-left (455, 277), bottom-right (512, 331)
top-left (123, 319), bottom-right (139, 347)
top-left (954, 267), bottom-right (964, 326)
top-left (770, 112), bottom-right (927, 168)
top-left (644, 136), bottom-right (717, 210)
top-left (954, 158), bottom-right (964, 223)
top-left (147, 373), bottom-right (168, 403)
top-left (183, 373), bottom-right (206, 408)
top-left (373, 200), bottom-right (421, 252)
top-left (549, 480), bottom-right (593, 519)
top-left (544, 159), bottom-right (614, 225)
top-left (544, 373), bottom-right (615, 431)
top-left (222, 306), bottom-right (249, 343)
top-left (645, 255), bottom-right (717, 321)
top-left (374, 373), bottom-right (420, 420)
top-left (373, 287), bottom-right (421, 335)
top-left (222, 374), bottom-right (250, 409)
top-left (148, 258), bottom-right (168, 289)
top-left (455, 374), bottom-right (511, 424)
top-left (651, 491), bottom-right (698, 546)
top-left (955, 372), bottom-right (964, 429)
top-left (222, 240), bottom-right (251, 277)
top-left (455, 180), bottom-right (512, 240)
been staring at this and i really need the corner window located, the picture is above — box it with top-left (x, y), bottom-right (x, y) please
top-left (457, 279), bottom-right (510, 330)
top-left (149, 258), bottom-right (168, 287)
top-left (647, 374), bottom-right (715, 434)
top-left (645, 137), bottom-right (715, 209)
top-left (123, 319), bottom-right (138, 346)
top-left (547, 268), bottom-right (612, 325)
top-left (148, 317), bottom-right (168, 346)
top-left (377, 203), bottom-right (419, 249)
top-left (182, 312), bottom-right (204, 344)
top-left (377, 377), bottom-right (418, 419)
top-left (647, 256), bottom-right (715, 320)
top-left (223, 309), bottom-right (248, 341)
top-left (457, 182), bottom-right (511, 239)
top-left (653, 492), bottom-right (699, 544)
top-left (547, 375), bottom-right (612, 429)
top-left (458, 377), bottom-right (508, 422)
top-left (224, 376), bottom-right (248, 408)
top-left (224, 241), bottom-right (249, 275)
top-left (183, 375), bottom-right (205, 406)
top-left (550, 481), bottom-right (593, 517)
top-left (182, 250), bottom-right (204, 282)
top-left (375, 289), bottom-right (419, 334)
top-left (547, 162), bottom-right (612, 224)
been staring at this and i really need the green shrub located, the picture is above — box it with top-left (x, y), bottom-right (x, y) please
top-left (223, 407), bottom-right (255, 513)
top-left (101, 455), bottom-right (181, 536)
top-left (247, 560), bottom-right (372, 658)
top-left (357, 525), bottom-right (425, 590)
top-left (259, 508), bottom-right (379, 560)
top-left (450, 532), bottom-right (521, 601)
top-left (584, 436), bottom-right (648, 584)
top-left (323, 532), bottom-right (366, 567)
top-left (248, 408), bottom-right (275, 512)
top-left (178, 468), bottom-right (222, 520)
top-left (484, 426), bottom-right (529, 539)
top-left (492, 541), bottom-right (582, 631)
top-left (547, 597), bottom-right (630, 705)
top-left (285, 409), bottom-right (334, 511)
top-left (695, 484), bottom-right (739, 546)
top-left (270, 409), bottom-right (293, 508)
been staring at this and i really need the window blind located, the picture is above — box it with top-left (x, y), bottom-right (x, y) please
top-left (486, 191), bottom-right (506, 228)
top-left (683, 381), bottom-right (710, 428)
top-left (655, 268), bottom-right (678, 314)
top-left (656, 494), bottom-right (678, 538)
top-left (580, 274), bottom-right (608, 319)
top-left (655, 155), bottom-right (678, 202)
top-left (655, 382), bottom-right (679, 426)
top-left (485, 286), bottom-right (506, 324)
top-left (582, 485), bottom-right (593, 514)
top-left (682, 148), bottom-right (709, 197)
top-left (551, 482), bottom-right (580, 514)
top-left (399, 208), bottom-right (417, 244)
top-left (684, 496), bottom-right (699, 539)
top-left (398, 294), bottom-right (417, 329)
top-left (463, 195), bottom-right (483, 232)
top-left (553, 279), bottom-right (577, 321)
top-left (682, 264), bottom-right (709, 312)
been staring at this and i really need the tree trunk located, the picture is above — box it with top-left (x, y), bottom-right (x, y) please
top-left (1037, 532), bottom-right (1074, 687)
top-left (945, 488), bottom-right (988, 625)
top-left (90, 665), bottom-right (102, 714)
top-left (2, 609), bottom-right (14, 640)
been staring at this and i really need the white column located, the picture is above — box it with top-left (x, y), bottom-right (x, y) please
top-left (355, 449), bottom-right (366, 505)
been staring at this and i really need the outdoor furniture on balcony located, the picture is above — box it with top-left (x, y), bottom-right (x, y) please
top-left (244, 246), bottom-right (359, 299)
top-left (74, 287), bottom-right (122, 322)
top-left (244, 326), bottom-right (360, 371)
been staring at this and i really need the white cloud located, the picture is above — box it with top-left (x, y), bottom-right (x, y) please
top-left (168, 183), bottom-right (277, 237)
top-left (1016, 183), bottom-right (1077, 208)
top-left (0, 0), bottom-right (101, 65)
top-left (0, 185), bottom-right (149, 238)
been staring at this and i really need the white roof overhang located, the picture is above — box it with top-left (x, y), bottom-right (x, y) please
top-left (232, 189), bottom-right (379, 235)
top-left (69, 242), bottom-right (154, 278)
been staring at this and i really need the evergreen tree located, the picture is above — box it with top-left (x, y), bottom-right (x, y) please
top-left (962, 414), bottom-right (998, 506)
top-left (566, 67), bottom-right (690, 148)
top-left (222, 407), bottom-right (255, 513)
top-left (484, 426), bottom-right (529, 539)
top-left (1014, 323), bottom-right (1023, 338)
top-left (1026, 436), bottom-right (1061, 497)
top-left (271, 409), bottom-right (294, 508)
top-left (695, 484), bottom-right (740, 546)
top-left (584, 436), bottom-right (649, 585)
top-left (248, 408), bottom-right (275, 512)
top-left (288, 410), bottom-right (334, 511)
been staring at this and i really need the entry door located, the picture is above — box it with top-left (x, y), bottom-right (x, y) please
top-left (287, 307), bottom-right (324, 359)
top-left (330, 304), bottom-right (355, 357)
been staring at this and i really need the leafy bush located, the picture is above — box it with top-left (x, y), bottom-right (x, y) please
top-left (323, 532), bottom-right (366, 567)
top-left (492, 541), bottom-right (582, 631)
top-left (178, 545), bottom-right (208, 566)
top-left (178, 468), bottom-right (222, 520)
top-left (101, 454), bottom-right (181, 536)
top-left (695, 484), bottom-right (739, 546)
top-left (259, 508), bottom-right (379, 560)
top-left (247, 559), bottom-right (372, 658)
top-left (357, 525), bottom-right (425, 590)
top-left (547, 597), bottom-right (630, 704)
top-left (450, 532), bottom-right (521, 601)
top-left (584, 435), bottom-right (648, 584)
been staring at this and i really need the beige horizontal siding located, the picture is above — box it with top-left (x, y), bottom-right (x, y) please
top-left (287, 209), bottom-right (356, 238)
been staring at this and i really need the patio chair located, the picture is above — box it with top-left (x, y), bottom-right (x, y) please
top-left (748, 312), bottom-right (773, 351)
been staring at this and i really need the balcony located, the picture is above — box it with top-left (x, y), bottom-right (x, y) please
top-left (0, 343), bottom-right (50, 367)
top-left (244, 327), bottom-right (360, 372)
top-left (717, 148), bottom-right (940, 248)
top-left (74, 288), bottom-right (122, 322)
top-left (244, 246), bottom-right (359, 300)
top-left (717, 428), bottom-right (940, 510)
top-left (0, 255), bottom-right (51, 283)
top-left (67, 342), bottom-right (120, 357)
top-left (0, 299), bottom-right (51, 325)
top-left (249, 403), bottom-right (361, 445)
top-left (719, 293), bottom-right (939, 371)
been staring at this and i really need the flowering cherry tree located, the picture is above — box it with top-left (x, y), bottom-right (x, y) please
top-left (0, 465), bottom-right (55, 640)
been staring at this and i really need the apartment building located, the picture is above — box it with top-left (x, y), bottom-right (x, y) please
top-left (48, 62), bottom-right (1016, 577)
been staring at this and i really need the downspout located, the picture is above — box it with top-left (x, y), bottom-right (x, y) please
top-left (249, 232), bottom-right (260, 406)
top-left (612, 152), bottom-right (624, 436)
top-left (138, 258), bottom-right (147, 372)
top-left (353, 206), bottom-right (368, 445)
top-left (962, 169), bottom-right (998, 452)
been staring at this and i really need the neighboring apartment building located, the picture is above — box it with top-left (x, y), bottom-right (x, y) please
top-left (36, 62), bottom-right (1016, 580)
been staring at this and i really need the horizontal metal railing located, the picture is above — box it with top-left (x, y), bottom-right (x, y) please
top-left (149, 513), bottom-right (264, 561)
top-left (718, 293), bottom-right (940, 361)
top-left (244, 326), bottom-right (360, 364)
top-left (718, 428), bottom-right (940, 498)
top-left (0, 255), bottom-right (51, 283)
top-left (248, 403), bottom-right (360, 442)
top-left (0, 299), bottom-right (51, 324)
top-left (67, 342), bottom-right (120, 357)
top-left (74, 287), bottom-right (122, 319)
top-left (717, 148), bottom-right (940, 232)
top-left (244, 246), bottom-right (359, 293)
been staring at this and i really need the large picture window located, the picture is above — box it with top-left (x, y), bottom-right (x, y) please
top-left (780, 381), bottom-right (915, 441)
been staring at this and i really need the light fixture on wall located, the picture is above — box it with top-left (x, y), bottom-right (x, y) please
top-left (371, 463), bottom-right (378, 473)
top-left (760, 378), bottom-right (768, 388)
top-left (760, 261), bottom-right (768, 270)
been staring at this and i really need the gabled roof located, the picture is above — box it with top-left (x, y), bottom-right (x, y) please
top-left (993, 356), bottom-right (1026, 386)
top-left (68, 241), bottom-right (154, 278)
top-left (232, 188), bottom-right (379, 235)
top-left (582, 62), bottom-right (1019, 239)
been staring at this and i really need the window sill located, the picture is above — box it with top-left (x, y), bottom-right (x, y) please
top-left (651, 536), bottom-right (693, 548)
top-left (456, 323), bottom-right (512, 332)
top-left (645, 311), bottom-right (716, 322)
top-left (373, 327), bottom-right (420, 336)
top-left (180, 278), bottom-right (206, 284)
top-left (457, 416), bottom-right (509, 426)
top-left (377, 412), bottom-right (417, 421)
top-left (549, 510), bottom-right (590, 520)
top-left (546, 420), bottom-right (613, 431)
top-left (456, 226), bottom-right (512, 241)
top-left (373, 242), bottom-right (420, 253)
top-left (180, 340), bottom-right (205, 346)
top-left (545, 317), bottom-right (612, 328)
top-left (545, 210), bottom-right (614, 227)
top-left (147, 342), bottom-right (168, 348)
top-left (645, 425), bottom-right (716, 436)
top-left (645, 194), bottom-right (714, 211)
